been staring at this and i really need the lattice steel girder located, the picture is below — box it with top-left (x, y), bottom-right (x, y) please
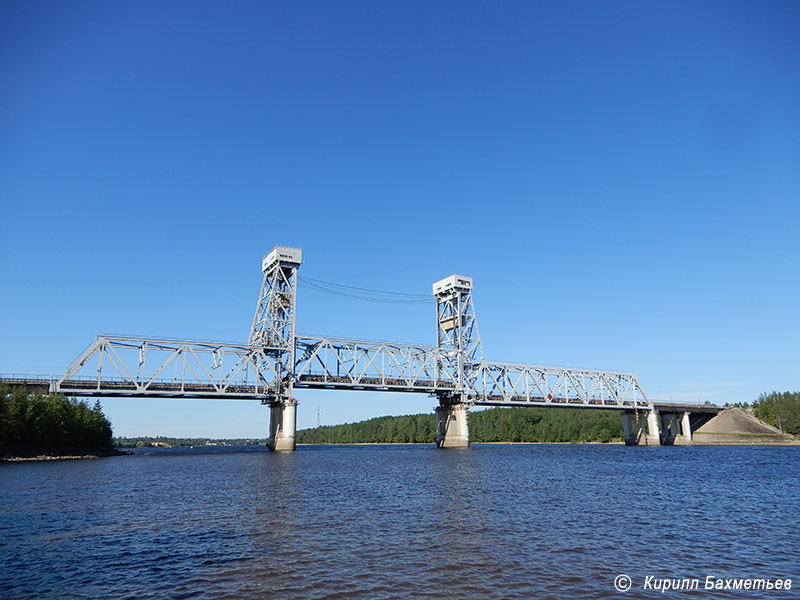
top-left (293, 336), bottom-right (457, 392)
top-left (466, 361), bottom-right (650, 408)
top-left (52, 334), bottom-right (650, 410)
top-left (52, 335), bottom-right (282, 399)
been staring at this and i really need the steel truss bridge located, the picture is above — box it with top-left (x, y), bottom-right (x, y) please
top-left (5, 246), bottom-right (721, 449)
top-left (53, 334), bottom-right (649, 409)
top-left (47, 247), bottom-right (650, 412)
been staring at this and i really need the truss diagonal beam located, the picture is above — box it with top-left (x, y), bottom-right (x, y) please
top-left (467, 361), bottom-right (649, 408)
top-left (52, 334), bottom-right (651, 411)
top-left (49, 248), bottom-right (652, 412)
top-left (52, 335), bottom-right (279, 399)
top-left (293, 336), bottom-right (456, 393)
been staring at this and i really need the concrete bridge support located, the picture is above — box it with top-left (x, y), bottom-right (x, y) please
top-left (268, 398), bottom-right (298, 451)
top-left (435, 403), bottom-right (469, 448)
top-left (646, 409), bottom-right (661, 445)
top-left (681, 412), bottom-right (692, 443)
top-left (660, 412), bottom-right (681, 444)
top-left (622, 411), bottom-right (644, 445)
top-left (656, 410), bottom-right (693, 445)
top-left (627, 409), bottom-right (695, 446)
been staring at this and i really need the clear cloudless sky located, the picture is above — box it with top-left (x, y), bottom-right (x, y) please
top-left (1, 1), bottom-right (798, 437)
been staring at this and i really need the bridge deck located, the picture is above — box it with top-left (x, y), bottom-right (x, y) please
top-left (649, 401), bottom-right (721, 413)
top-left (1, 375), bottom-right (720, 415)
top-left (0, 376), bottom-right (52, 394)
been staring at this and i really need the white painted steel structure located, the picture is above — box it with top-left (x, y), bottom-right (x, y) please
top-left (51, 245), bottom-right (651, 412)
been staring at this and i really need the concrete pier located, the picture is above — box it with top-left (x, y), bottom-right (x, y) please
top-left (681, 412), bottom-right (692, 443)
top-left (646, 409), bottom-right (661, 445)
top-left (659, 411), bottom-right (681, 444)
top-left (622, 411), bottom-right (644, 445)
top-left (268, 398), bottom-right (298, 451)
top-left (435, 403), bottom-right (469, 448)
top-left (625, 408), bottom-right (707, 445)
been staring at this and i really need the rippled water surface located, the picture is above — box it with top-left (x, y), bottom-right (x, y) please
top-left (1, 444), bottom-right (798, 599)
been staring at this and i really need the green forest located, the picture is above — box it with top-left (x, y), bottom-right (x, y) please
top-left (3, 385), bottom-right (796, 454)
top-left (0, 384), bottom-right (114, 458)
top-left (299, 392), bottom-right (800, 444)
top-left (297, 406), bottom-right (627, 444)
top-left (751, 391), bottom-right (800, 435)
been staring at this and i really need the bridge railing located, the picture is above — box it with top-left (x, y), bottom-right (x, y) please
top-left (649, 401), bottom-right (721, 412)
top-left (0, 374), bottom-right (55, 383)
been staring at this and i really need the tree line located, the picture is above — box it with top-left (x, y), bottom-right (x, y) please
top-left (751, 391), bottom-right (799, 435)
top-left (0, 384), bottom-right (114, 458)
top-left (297, 406), bottom-right (626, 444)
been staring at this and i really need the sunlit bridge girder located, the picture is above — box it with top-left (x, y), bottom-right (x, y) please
top-left (50, 334), bottom-right (651, 410)
top-left (52, 334), bottom-right (282, 400)
top-left (47, 246), bottom-right (654, 414)
top-left (467, 361), bottom-right (650, 409)
top-left (293, 336), bottom-right (457, 393)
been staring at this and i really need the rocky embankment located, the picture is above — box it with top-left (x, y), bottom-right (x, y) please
top-left (2, 449), bottom-right (132, 462)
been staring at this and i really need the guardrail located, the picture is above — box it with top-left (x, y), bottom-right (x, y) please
top-left (0, 374), bottom-right (54, 383)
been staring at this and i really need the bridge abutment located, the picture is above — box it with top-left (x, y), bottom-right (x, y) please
top-left (268, 398), bottom-right (297, 451)
top-left (435, 403), bottom-right (469, 448)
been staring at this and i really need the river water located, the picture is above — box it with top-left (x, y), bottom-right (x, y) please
top-left (1, 444), bottom-right (798, 599)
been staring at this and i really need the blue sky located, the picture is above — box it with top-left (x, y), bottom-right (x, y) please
top-left (1, 1), bottom-right (798, 437)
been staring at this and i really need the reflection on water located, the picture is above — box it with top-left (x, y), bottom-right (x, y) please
top-left (1, 444), bottom-right (798, 599)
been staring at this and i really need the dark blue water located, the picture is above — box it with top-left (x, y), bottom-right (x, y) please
top-left (1, 445), bottom-right (798, 599)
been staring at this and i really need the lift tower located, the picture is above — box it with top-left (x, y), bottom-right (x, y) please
top-left (433, 274), bottom-right (482, 448)
top-left (44, 245), bottom-right (658, 452)
top-left (250, 245), bottom-right (302, 450)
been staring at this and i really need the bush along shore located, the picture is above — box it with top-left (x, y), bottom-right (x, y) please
top-left (0, 384), bottom-right (123, 460)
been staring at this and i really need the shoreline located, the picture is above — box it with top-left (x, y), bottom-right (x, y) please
top-left (1, 449), bottom-right (133, 463)
top-left (6, 441), bottom-right (796, 459)
top-left (297, 439), bottom-right (798, 447)
top-left (297, 440), bottom-right (626, 446)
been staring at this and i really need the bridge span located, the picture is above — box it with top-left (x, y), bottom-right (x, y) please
top-left (2, 246), bottom-right (721, 449)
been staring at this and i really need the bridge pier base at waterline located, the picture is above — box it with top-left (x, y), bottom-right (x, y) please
top-left (623, 409), bottom-right (696, 446)
top-left (266, 397), bottom-right (472, 451)
top-left (268, 398), bottom-right (298, 451)
top-left (267, 400), bottom-right (707, 451)
top-left (435, 402), bottom-right (470, 448)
